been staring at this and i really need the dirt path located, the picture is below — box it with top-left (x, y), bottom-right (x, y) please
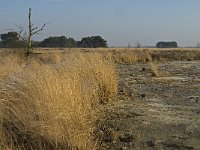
top-left (98, 61), bottom-right (200, 150)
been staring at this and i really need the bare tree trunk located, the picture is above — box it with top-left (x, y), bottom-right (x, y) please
top-left (27, 8), bottom-right (32, 56)
top-left (28, 8), bottom-right (32, 48)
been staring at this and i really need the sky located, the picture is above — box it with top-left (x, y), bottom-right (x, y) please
top-left (1, 0), bottom-right (200, 47)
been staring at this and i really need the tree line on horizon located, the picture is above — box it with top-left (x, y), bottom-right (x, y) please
top-left (0, 31), bottom-right (108, 48)
top-left (156, 41), bottom-right (178, 48)
top-left (0, 31), bottom-right (182, 49)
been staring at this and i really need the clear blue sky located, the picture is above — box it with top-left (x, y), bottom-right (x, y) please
top-left (1, 0), bottom-right (200, 47)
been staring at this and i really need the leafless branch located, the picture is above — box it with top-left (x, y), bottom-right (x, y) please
top-left (32, 23), bottom-right (47, 35)
top-left (14, 24), bottom-right (24, 34)
top-left (5, 28), bottom-right (14, 31)
top-left (32, 27), bottom-right (38, 31)
top-left (13, 24), bottom-right (28, 43)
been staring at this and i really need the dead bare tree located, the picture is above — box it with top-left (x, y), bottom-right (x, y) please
top-left (15, 8), bottom-right (47, 56)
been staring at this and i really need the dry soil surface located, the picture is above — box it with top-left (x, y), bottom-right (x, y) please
top-left (97, 61), bottom-right (200, 150)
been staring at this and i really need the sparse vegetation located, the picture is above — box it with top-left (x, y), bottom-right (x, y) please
top-left (1, 1), bottom-right (200, 149)
top-left (0, 48), bottom-right (200, 150)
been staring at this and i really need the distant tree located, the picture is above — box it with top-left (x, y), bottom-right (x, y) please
top-left (66, 38), bottom-right (77, 48)
top-left (78, 36), bottom-right (107, 48)
top-left (39, 37), bottom-right (58, 47)
top-left (0, 31), bottom-right (36, 48)
top-left (92, 36), bottom-right (107, 48)
top-left (127, 43), bottom-right (131, 48)
top-left (32, 41), bottom-right (40, 47)
top-left (197, 42), bottom-right (200, 48)
top-left (136, 41), bottom-right (142, 48)
top-left (39, 36), bottom-right (77, 48)
top-left (0, 32), bottom-right (19, 48)
top-left (15, 40), bottom-right (27, 48)
top-left (156, 41), bottom-right (178, 48)
top-left (78, 37), bottom-right (93, 48)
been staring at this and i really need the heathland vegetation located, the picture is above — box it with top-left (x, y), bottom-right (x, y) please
top-left (0, 47), bottom-right (200, 149)
top-left (0, 51), bottom-right (117, 149)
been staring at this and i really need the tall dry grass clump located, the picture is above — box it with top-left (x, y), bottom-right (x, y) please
top-left (0, 52), bottom-right (117, 150)
top-left (146, 51), bottom-right (159, 77)
top-left (61, 53), bottom-right (118, 103)
top-left (0, 54), bottom-right (25, 80)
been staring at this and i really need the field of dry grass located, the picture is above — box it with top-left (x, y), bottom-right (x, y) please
top-left (0, 51), bottom-right (117, 150)
top-left (0, 48), bottom-right (200, 150)
top-left (34, 47), bottom-right (200, 63)
top-left (1, 47), bottom-right (200, 63)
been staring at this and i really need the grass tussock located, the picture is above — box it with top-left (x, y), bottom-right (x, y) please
top-left (0, 54), bottom-right (25, 80)
top-left (0, 52), bottom-right (117, 150)
top-left (146, 51), bottom-right (159, 77)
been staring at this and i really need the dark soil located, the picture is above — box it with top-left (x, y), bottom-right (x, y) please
top-left (97, 60), bottom-right (200, 150)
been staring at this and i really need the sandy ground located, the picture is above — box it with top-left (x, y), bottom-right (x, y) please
top-left (97, 61), bottom-right (200, 150)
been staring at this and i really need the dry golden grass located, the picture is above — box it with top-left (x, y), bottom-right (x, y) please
top-left (2, 47), bottom-right (200, 63)
top-left (0, 52), bottom-right (117, 150)
top-left (145, 50), bottom-right (159, 77)
top-left (111, 52), bottom-right (139, 63)
top-left (32, 48), bottom-right (147, 64)
top-left (1, 47), bottom-right (200, 149)
top-left (0, 54), bottom-right (25, 80)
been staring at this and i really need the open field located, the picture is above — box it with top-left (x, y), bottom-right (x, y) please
top-left (98, 60), bottom-right (200, 150)
top-left (0, 48), bottom-right (200, 150)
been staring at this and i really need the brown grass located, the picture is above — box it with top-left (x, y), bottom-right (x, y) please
top-left (0, 52), bottom-right (117, 150)
top-left (2, 47), bottom-right (200, 63)
top-left (1, 47), bottom-right (200, 149)
top-left (0, 54), bottom-right (25, 80)
top-left (146, 51), bottom-right (159, 77)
